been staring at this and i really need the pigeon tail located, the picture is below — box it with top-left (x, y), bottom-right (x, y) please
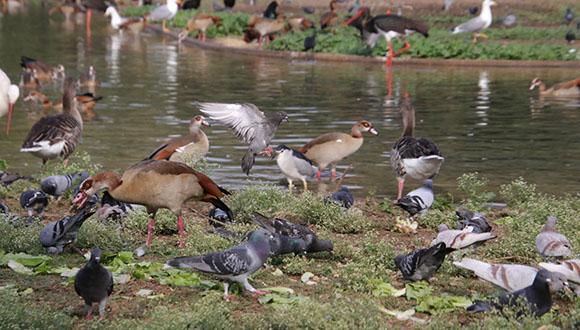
top-left (309, 239), bottom-right (334, 253)
top-left (208, 199), bottom-right (234, 225)
top-left (467, 300), bottom-right (493, 313)
top-left (166, 256), bottom-right (204, 269)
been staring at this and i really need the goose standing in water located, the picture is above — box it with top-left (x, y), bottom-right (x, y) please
top-left (529, 77), bottom-right (580, 97)
top-left (299, 120), bottom-right (378, 180)
top-left (391, 93), bottom-right (443, 200)
top-left (21, 78), bottom-right (83, 166)
top-left (0, 68), bottom-right (20, 135)
top-left (146, 115), bottom-right (210, 164)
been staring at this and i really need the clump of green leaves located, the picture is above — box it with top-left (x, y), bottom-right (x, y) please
top-left (0, 291), bottom-right (74, 329)
top-left (457, 172), bottom-right (495, 209)
top-left (500, 177), bottom-right (537, 206)
top-left (0, 221), bottom-right (44, 254)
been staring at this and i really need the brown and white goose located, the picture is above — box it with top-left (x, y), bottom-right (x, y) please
top-left (73, 159), bottom-right (232, 248)
top-left (298, 120), bottom-right (378, 179)
top-left (529, 77), bottom-right (580, 97)
top-left (24, 90), bottom-right (102, 115)
top-left (178, 14), bottom-right (221, 43)
top-left (20, 78), bottom-right (82, 166)
top-left (147, 115), bottom-right (210, 164)
top-left (391, 94), bottom-right (443, 199)
top-left (20, 56), bottom-right (65, 82)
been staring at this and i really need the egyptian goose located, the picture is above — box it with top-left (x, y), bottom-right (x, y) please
top-left (347, 7), bottom-right (429, 67)
top-left (197, 102), bottom-right (288, 175)
top-left (299, 120), bottom-right (377, 179)
top-left (24, 90), bottom-right (101, 116)
top-left (24, 90), bottom-right (58, 111)
top-left (148, 0), bottom-right (180, 33)
top-left (273, 144), bottom-right (317, 192)
top-left (452, 0), bottom-right (496, 43)
top-left (146, 115), bottom-right (210, 163)
top-left (287, 16), bottom-right (314, 32)
top-left (0, 68), bottom-right (20, 134)
top-left (73, 159), bottom-right (233, 248)
top-left (529, 77), bottom-right (580, 97)
top-left (253, 16), bottom-right (286, 47)
top-left (20, 56), bottom-right (65, 82)
top-left (178, 14), bottom-right (221, 43)
top-left (391, 94), bottom-right (443, 200)
top-left (19, 69), bottom-right (41, 90)
top-left (320, 0), bottom-right (338, 29)
top-left (20, 78), bottom-right (83, 166)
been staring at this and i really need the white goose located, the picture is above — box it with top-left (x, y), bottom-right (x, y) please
top-left (0, 68), bottom-right (20, 135)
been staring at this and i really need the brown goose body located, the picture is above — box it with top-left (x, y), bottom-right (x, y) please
top-left (530, 77), bottom-right (580, 97)
top-left (20, 78), bottom-right (82, 165)
top-left (147, 115), bottom-right (210, 163)
top-left (320, 0), bottom-right (338, 29)
top-left (20, 56), bottom-right (65, 82)
top-left (253, 17), bottom-right (286, 45)
top-left (180, 14), bottom-right (221, 42)
top-left (287, 16), bottom-right (313, 31)
top-left (74, 159), bottom-right (232, 247)
top-left (299, 120), bottom-right (377, 178)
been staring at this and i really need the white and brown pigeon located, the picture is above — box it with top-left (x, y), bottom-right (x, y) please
top-left (539, 259), bottom-right (580, 295)
top-left (431, 224), bottom-right (495, 250)
top-left (74, 248), bottom-right (114, 320)
top-left (453, 258), bottom-right (538, 292)
top-left (535, 216), bottom-right (572, 258)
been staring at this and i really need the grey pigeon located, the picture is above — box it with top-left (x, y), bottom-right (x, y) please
top-left (503, 12), bottom-right (517, 27)
top-left (302, 6), bottom-right (314, 14)
top-left (535, 216), bottom-right (572, 258)
top-left (394, 242), bottom-right (450, 281)
top-left (273, 144), bottom-right (316, 191)
top-left (166, 228), bottom-right (277, 300)
top-left (540, 259), bottom-right (580, 295)
top-left (41, 172), bottom-right (89, 197)
top-left (456, 208), bottom-right (491, 233)
top-left (74, 248), bottom-right (113, 320)
top-left (564, 8), bottom-right (573, 25)
top-left (395, 179), bottom-right (434, 216)
top-left (96, 191), bottom-right (143, 221)
top-left (39, 195), bottom-right (99, 254)
top-left (209, 206), bottom-right (233, 227)
top-left (467, 269), bottom-right (568, 317)
top-left (454, 258), bottom-right (538, 292)
top-left (432, 224), bottom-right (495, 250)
top-left (566, 31), bottom-right (576, 44)
top-left (251, 212), bottom-right (333, 255)
top-left (0, 171), bottom-right (31, 186)
top-left (325, 186), bottom-right (354, 209)
top-left (196, 102), bottom-right (288, 175)
top-left (19, 189), bottom-right (49, 217)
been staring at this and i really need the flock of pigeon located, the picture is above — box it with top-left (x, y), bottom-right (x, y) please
top-left (0, 0), bottom-right (578, 323)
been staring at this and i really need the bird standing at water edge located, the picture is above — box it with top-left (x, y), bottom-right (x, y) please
top-left (452, 0), bottom-right (496, 44)
top-left (299, 120), bottom-right (377, 180)
top-left (21, 78), bottom-right (83, 166)
top-left (272, 144), bottom-right (317, 192)
top-left (73, 159), bottom-right (232, 248)
top-left (390, 94), bottom-right (443, 200)
top-left (0, 68), bottom-right (19, 135)
top-left (196, 102), bottom-right (288, 175)
top-left (148, 0), bottom-right (180, 33)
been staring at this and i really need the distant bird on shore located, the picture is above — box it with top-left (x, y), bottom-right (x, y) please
top-left (468, 6), bottom-right (478, 16)
top-left (452, 0), bottom-right (496, 43)
top-left (224, 0), bottom-right (235, 10)
top-left (166, 228), bottom-right (275, 300)
top-left (74, 248), bottom-right (113, 320)
top-left (148, 0), bottom-right (179, 33)
top-left (564, 8), bottom-right (574, 25)
top-left (302, 6), bottom-right (315, 14)
top-left (304, 31), bottom-right (316, 52)
top-left (442, 0), bottom-right (453, 11)
top-left (502, 11), bottom-right (517, 27)
top-left (0, 67), bottom-right (19, 135)
top-left (535, 216), bottom-right (572, 258)
top-left (263, 1), bottom-right (278, 19)
top-left (197, 102), bottom-right (288, 175)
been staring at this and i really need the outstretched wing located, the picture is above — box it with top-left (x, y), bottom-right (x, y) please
top-left (196, 102), bottom-right (268, 145)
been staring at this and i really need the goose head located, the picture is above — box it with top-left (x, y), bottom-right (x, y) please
top-left (529, 77), bottom-right (543, 91)
top-left (354, 120), bottom-right (378, 136)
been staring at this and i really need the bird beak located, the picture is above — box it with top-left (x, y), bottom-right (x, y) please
top-left (72, 191), bottom-right (88, 208)
top-left (6, 103), bottom-right (14, 135)
top-left (202, 119), bottom-right (210, 127)
top-left (490, 1), bottom-right (497, 6)
top-left (529, 84), bottom-right (536, 91)
top-left (369, 127), bottom-right (378, 135)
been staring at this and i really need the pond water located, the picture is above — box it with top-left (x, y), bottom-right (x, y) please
top-left (1, 4), bottom-right (579, 198)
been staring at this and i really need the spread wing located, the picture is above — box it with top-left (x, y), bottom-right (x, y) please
top-left (196, 102), bottom-right (268, 145)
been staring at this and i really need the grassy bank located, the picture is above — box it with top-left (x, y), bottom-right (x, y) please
top-left (122, 6), bottom-right (580, 61)
top-left (0, 155), bottom-right (579, 329)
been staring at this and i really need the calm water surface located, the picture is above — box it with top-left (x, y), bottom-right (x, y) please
top-left (1, 5), bottom-right (579, 197)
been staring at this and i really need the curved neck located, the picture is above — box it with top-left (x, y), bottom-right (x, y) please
top-left (62, 84), bottom-right (82, 127)
top-left (401, 100), bottom-right (415, 137)
top-left (98, 172), bottom-right (123, 193)
top-left (351, 125), bottom-right (362, 138)
top-left (481, 3), bottom-right (492, 21)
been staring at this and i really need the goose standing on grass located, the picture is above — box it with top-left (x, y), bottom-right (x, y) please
top-left (148, 0), bottom-right (180, 33)
top-left (178, 14), bottom-right (222, 43)
top-left (452, 0), bottom-right (496, 43)
top-left (21, 78), bottom-right (83, 166)
top-left (0, 68), bottom-right (20, 135)
top-left (196, 102), bottom-right (288, 175)
top-left (299, 120), bottom-right (377, 180)
top-left (73, 159), bottom-right (232, 248)
top-left (272, 144), bottom-right (317, 192)
top-left (146, 115), bottom-right (210, 163)
top-left (529, 77), bottom-right (580, 97)
top-left (391, 94), bottom-right (443, 200)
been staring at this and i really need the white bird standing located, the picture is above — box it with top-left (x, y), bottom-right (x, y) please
top-left (272, 144), bottom-right (317, 192)
top-left (148, 0), bottom-right (180, 33)
top-left (452, 0), bottom-right (496, 43)
top-left (0, 68), bottom-right (20, 135)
